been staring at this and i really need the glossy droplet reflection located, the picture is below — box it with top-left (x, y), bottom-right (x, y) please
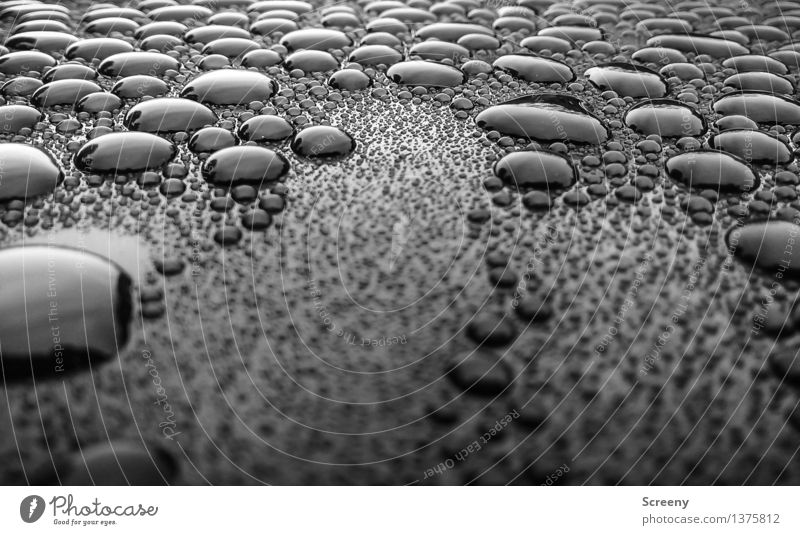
top-left (75, 132), bottom-right (176, 174)
top-left (584, 63), bottom-right (667, 98)
top-left (624, 100), bottom-right (706, 137)
top-left (180, 70), bottom-right (278, 106)
top-left (666, 150), bottom-right (758, 192)
top-left (494, 150), bottom-right (576, 190)
top-left (727, 221), bottom-right (800, 277)
top-left (0, 143), bottom-right (62, 201)
top-left (0, 245), bottom-right (132, 382)
top-left (0, 105), bottom-right (41, 133)
top-left (714, 91), bottom-right (800, 124)
top-left (202, 146), bottom-right (290, 186)
top-left (386, 61), bottom-right (466, 87)
top-left (124, 98), bottom-right (217, 134)
top-left (476, 94), bottom-right (609, 144)
top-left (492, 55), bottom-right (575, 83)
top-left (290, 125), bottom-right (355, 158)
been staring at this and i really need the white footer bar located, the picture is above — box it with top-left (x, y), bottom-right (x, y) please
top-left (1, 487), bottom-right (797, 534)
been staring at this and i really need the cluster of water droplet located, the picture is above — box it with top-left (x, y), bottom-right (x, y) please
top-left (4, 0), bottom-right (800, 485)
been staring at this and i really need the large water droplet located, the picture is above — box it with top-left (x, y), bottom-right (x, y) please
top-left (98, 52), bottom-right (181, 77)
top-left (0, 245), bottom-right (132, 382)
top-left (646, 34), bottom-right (749, 58)
top-left (238, 115), bottom-right (294, 143)
top-left (494, 149), bottom-right (576, 190)
top-left (180, 70), bottom-right (278, 106)
top-left (290, 125), bottom-right (355, 157)
top-left (446, 350), bottom-right (513, 396)
top-left (0, 143), bottom-right (62, 201)
top-left (284, 49), bottom-right (339, 72)
top-left (189, 126), bottom-right (236, 153)
top-left (124, 98), bottom-right (217, 134)
top-left (386, 60), bottom-right (466, 87)
top-left (727, 220), bottom-right (800, 277)
top-left (624, 99), bottom-right (706, 137)
top-left (710, 130), bottom-right (793, 164)
top-left (585, 62), bottom-right (667, 98)
top-left (723, 72), bottom-right (794, 94)
top-left (0, 50), bottom-right (55, 74)
top-left (349, 44), bottom-right (402, 67)
top-left (65, 37), bottom-right (134, 62)
top-left (714, 91), bottom-right (800, 125)
top-left (666, 150), bottom-right (758, 192)
top-left (280, 28), bottom-right (352, 51)
top-left (476, 93), bottom-right (609, 144)
top-left (202, 146), bottom-right (289, 186)
top-left (493, 55), bottom-right (575, 83)
top-left (75, 132), bottom-right (176, 174)
top-left (415, 22), bottom-right (493, 42)
top-left (0, 104), bottom-right (41, 133)
top-left (6, 31), bottom-right (78, 55)
top-left (31, 80), bottom-right (102, 107)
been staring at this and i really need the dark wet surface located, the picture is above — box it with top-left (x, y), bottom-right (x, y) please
top-left (1, 0), bottom-right (800, 486)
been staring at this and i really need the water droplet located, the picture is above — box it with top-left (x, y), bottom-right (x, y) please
top-left (111, 75), bottom-right (168, 99)
top-left (722, 55), bottom-right (788, 75)
top-left (447, 350), bottom-right (513, 396)
top-left (585, 63), bottom-right (667, 98)
top-left (328, 69), bottom-right (371, 90)
top-left (539, 26), bottom-right (603, 42)
top-left (181, 70), bottom-right (278, 106)
top-left (714, 91), bottom-right (800, 125)
top-left (6, 31), bottom-right (78, 55)
top-left (0, 143), bottom-right (62, 201)
top-left (0, 50), bottom-right (55, 74)
top-left (284, 49), bottom-right (339, 72)
top-left (0, 245), bottom-right (132, 382)
top-left (290, 125), bottom-right (355, 157)
top-left (185, 25), bottom-right (251, 44)
top-left (280, 28), bottom-right (352, 51)
top-left (494, 149), bottom-right (576, 190)
top-left (493, 55), bottom-right (575, 83)
top-left (202, 146), bottom-right (289, 186)
top-left (476, 93), bottom-right (609, 144)
top-left (624, 99), bottom-right (706, 137)
top-left (415, 22), bottom-right (493, 42)
top-left (386, 60), bottom-right (466, 87)
top-left (31, 79), bottom-right (102, 107)
top-left (148, 5), bottom-right (213, 22)
top-left (727, 220), bottom-right (800, 277)
top-left (77, 92), bottom-right (122, 113)
top-left (710, 130), bottom-right (793, 164)
top-left (521, 35), bottom-right (573, 54)
top-left (646, 34), bottom-right (749, 58)
top-left (724, 72), bottom-right (794, 94)
top-left (75, 132), bottom-right (176, 174)
top-left (98, 51), bottom-right (181, 77)
top-left (189, 126), bottom-right (236, 153)
top-left (238, 115), bottom-right (294, 143)
top-left (666, 150), bottom-right (758, 192)
top-left (66, 37), bottom-right (134, 62)
top-left (42, 63), bottom-right (97, 83)
top-left (409, 41), bottom-right (469, 62)
top-left (1, 76), bottom-right (42, 98)
top-left (124, 98), bottom-right (217, 134)
top-left (32, 441), bottom-right (178, 485)
top-left (0, 105), bottom-right (41, 133)
top-left (203, 37), bottom-right (261, 59)
top-left (349, 44), bottom-right (402, 67)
